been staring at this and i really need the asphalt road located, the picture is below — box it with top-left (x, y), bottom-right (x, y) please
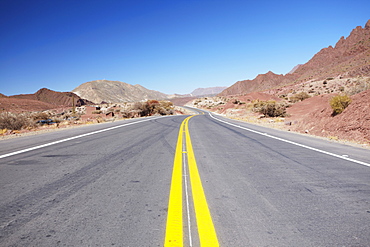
top-left (0, 113), bottom-right (369, 246)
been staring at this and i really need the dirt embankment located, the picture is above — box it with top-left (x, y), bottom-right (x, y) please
top-left (286, 90), bottom-right (370, 144)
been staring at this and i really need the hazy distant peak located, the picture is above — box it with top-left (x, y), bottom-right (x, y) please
top-left (191, 86), bottom-right (228, 97)
top-left (287, 64), bottom-right (302, 74)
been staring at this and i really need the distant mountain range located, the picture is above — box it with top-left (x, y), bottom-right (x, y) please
top-left (71, 80), bottom-right (227, 103)
top-left (1, 81), bottom-right (228, 112)
top-left (219, 19), bottom-right (370, 96)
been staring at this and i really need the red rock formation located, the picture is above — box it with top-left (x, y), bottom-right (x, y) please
top-left (220, 19), bottom-right (370, 96)
top-left (294, 20), bottom-right (370, 81)
top-left (219, 71), bottom-right (296, 96)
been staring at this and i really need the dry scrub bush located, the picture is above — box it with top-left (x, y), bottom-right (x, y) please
top-left (253, 100), bottom-right (286, 117)
top-left (0, 112), bottom-right (35, 130)
top-left (124, 100), bottom-right (174, 118)
top-left (31, 112), bottom-right (50, 120)
top-left (289, 92), bottom-right (310, 103)
top-left (330, 94), bottom-right (352, 116)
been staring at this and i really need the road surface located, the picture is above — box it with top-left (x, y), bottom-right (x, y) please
top-left (0, 113), bottom-right (369, 246)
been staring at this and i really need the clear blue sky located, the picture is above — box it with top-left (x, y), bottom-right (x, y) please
top-left (1, 0), bottom-right (369, 96)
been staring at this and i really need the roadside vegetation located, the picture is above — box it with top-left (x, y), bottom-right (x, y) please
top-left (120, 100), bottom-right (174, 118)
top-left (289, 92), bottom-right (310, 103)
top-left (1, 100), bottom-right (175, 135)
top-left (0, 112), bottom-right (34, 131)
top-left (0, 111), bottom-right (77, 132)
top-left (330, 94), bottom-right (352, 116)
top-left (252, 100), bottom-right (287, 117)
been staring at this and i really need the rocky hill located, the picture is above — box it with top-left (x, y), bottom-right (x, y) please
top-left (9, 88), bottom-right (93, 107)
top-left (294, 20), bottom-right (370, 82)
top-left (219, 72), bottom-right (296, 96)
top-left (0, 97), bottom-right (58, 113)
top-left (219, 19), bottom-right (370, 96)
top-left (72, 80), bottom-right (168, 103)
top-left (1, 88), bottom-right (94, 113)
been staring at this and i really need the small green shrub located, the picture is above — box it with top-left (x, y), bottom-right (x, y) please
top-left (253, 100), bottom-right (286, 117)
top-left (330, 94), bottom-right (352, 116)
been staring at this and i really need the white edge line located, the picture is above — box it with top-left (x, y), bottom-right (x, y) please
top-left (0, 116), bottom-right (166, 159)
top-left (208, 113), bottom-right (370, 168)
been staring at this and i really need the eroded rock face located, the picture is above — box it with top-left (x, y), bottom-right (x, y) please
top-left (72, 80), bottom-right (168, 103)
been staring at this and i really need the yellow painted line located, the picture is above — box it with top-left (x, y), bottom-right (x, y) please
top-left (165, 119), bottom-right (186, 247)
top-left (185, 117), bottom-right (219, 246)
top-left (165, 116), bottom-right (219, 246)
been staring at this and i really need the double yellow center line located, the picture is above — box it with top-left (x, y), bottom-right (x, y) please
top-left (165, 116), bottom-right (219, 246)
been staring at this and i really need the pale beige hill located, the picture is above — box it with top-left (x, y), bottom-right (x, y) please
top-left (72, 80), bottom-right (168, 103)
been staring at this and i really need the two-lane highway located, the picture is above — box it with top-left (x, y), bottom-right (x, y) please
top-left (1, 113), bottom-right (370, 246)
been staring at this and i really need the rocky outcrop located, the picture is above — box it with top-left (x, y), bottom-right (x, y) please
top-left (72, 80), bottom-right (168, 103)
top-left (294, 20), bottom-right (370, 81)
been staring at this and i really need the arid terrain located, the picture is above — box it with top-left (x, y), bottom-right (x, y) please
top-left (0, 89), bottom-right (180, 138)
top-left (1, 20), bottom-right (369, 146)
